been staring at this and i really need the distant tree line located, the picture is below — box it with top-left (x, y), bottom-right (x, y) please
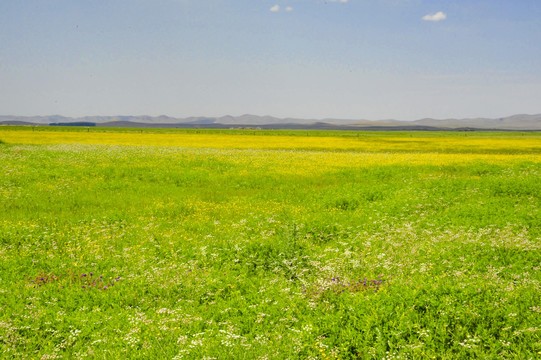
top-left (50, 122), bottom-right (96, 127)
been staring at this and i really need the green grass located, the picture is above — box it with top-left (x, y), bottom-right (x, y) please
top-left (0, 136), bottom-right (540, 359)
top-left (4, 124), bottom-right (541, 138)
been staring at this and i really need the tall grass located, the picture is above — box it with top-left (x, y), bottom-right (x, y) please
top-left (0, 131), bottom-right (540, 359)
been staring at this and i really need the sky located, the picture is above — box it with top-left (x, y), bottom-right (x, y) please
top-left (1, 0), bottom-right (540, 120)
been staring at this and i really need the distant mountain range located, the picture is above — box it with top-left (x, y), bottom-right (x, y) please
top-left (1, 114), bottom-right (541, 131)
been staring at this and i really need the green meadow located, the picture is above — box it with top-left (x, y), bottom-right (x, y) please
top-left (0, 128), bottom-right (540, 359)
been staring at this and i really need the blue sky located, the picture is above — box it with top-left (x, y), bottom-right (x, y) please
top-left (1, 0), bottom-right (540, 120)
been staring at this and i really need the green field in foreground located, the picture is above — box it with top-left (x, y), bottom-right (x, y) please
top-left (0, 130), bottom-right (540, 359)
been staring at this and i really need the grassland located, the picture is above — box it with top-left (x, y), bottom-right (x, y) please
top-left (0, 127), bottom-right (540, 359)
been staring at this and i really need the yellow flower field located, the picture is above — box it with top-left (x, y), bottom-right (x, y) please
top-left (1, 129), bottom-right (540, 154)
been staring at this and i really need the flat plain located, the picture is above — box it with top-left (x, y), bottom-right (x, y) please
top-left (0, 127), bottom-right (540, 359)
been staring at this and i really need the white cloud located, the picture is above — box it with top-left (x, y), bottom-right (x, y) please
top-left (285, 6), bottom-right (293, 12)
top-left (329, 0), bottom-right (348, 2)
top-left (270, 5), bottom-right (280, 12)
top-left (422, 11), bottom-right (447, 22)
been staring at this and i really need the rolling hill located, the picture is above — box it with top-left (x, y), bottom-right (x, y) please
top-left (1, 114), bottom-right (540, 130)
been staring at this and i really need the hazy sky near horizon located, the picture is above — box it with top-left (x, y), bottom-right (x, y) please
top-left (1, 0), bottom-right (540, 120)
